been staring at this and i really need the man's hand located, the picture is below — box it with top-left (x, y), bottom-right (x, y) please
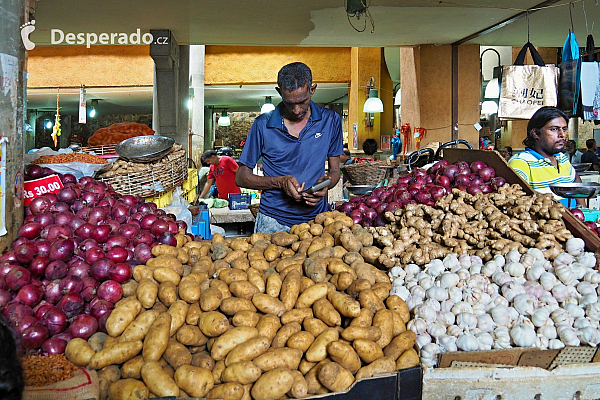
top-left (301, 176), bottom-right (329, 206)
top-left (280, 175), bottom-right (304, 201)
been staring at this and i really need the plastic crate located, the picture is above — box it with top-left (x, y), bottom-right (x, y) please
top-left (581, 208), bottom-right (600, 222)
top-left (228, 193), bottom-right (252, 210)
top-left (190, 210), bottom-right (212, 239)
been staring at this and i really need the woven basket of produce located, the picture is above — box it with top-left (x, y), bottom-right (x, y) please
top-left (80, 143), bottom-right (117, 155)
top-left (87, 122), bottom-right (154, 146)
top-left (341, 161), bottom-right (388, 185)
top-left (96, 144), bottom-right (187, 197)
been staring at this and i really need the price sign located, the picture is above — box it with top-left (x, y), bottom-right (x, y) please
top-left (23, 174), bottom-right (63, 205)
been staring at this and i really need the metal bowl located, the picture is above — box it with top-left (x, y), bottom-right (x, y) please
top-left (572, 163), bottom-right (592, 173)
top-left (549, 183), bottom-right (600, 199)
top-left (116, 135), bottom-right (175, 163)
top-left (347, 185), bottom-right (376, 196)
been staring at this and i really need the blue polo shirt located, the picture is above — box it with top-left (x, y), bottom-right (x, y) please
top-left (239, 101), bottom-right (343, 226)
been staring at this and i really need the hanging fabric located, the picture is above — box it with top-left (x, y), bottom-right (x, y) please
top-left (581, 34), bottom-right (600, 120)
top-left (498, 42), bottom-right (560, 119)
top-left (558, 31), bottom-right (582, 116)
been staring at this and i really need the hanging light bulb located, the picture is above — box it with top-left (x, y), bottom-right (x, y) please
top-left (45, 119), bottom-right (53, 129)
top-left (481, 100), bottom-right (498, 114)
top-left (218, 111), bottom-right (231, 127)
top-left (363, 77), bottom-right (384, 113)
top-left (261, 96), bottom-right (275, 114)
top-left (484, 78), bottom-right (500, 99)
top-left (89, 99), bottom-right (98, 118)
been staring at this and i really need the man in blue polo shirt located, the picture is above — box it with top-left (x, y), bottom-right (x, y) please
top-left (236, 62), bottom-right (344, 234)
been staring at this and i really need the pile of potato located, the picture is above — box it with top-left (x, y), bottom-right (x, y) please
top-left (64, 211), bottom-right (419, 400)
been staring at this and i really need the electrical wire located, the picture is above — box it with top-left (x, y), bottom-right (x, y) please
top-left (437, 0), bottom-right (584, 11)
top-left (345, 0), bottom-right (375, 33)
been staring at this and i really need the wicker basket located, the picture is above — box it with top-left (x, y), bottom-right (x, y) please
top-left (97, 151), bottom-right (188, 197)
top-left (341, 161), bottom-right (388, 185)
top-left (81, 144), bottom-right (117, 155)
top-left (248, 204), bottom-right (260, 219)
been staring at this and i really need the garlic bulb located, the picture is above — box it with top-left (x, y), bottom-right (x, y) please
top-left (451, 301), bottom-right (473, 315)
top-left (585, 270), bottom-right (600, 284)
top-left (436, 311), bottom-right (455, 326)
top-left (472, 303), bottom-right (487, 317)
top-left (540, 272), bottom-right (558, 291)
top-left (490, 294), bottom-right (509, 308)
top-left (404, 264), bottom-right (421, 277)
top-left (527, 248), bottom-right (544, 261)
top-left (427, 323), bottom-right (446, 339)
top-left (419, 276), bottom-right (435, 290)
top-left (456, 333), bottom-right (480, 351)
top-left (493, 326), bottom-right (512, 349)
top-left (558, 327), bottom-right (580, 346)
top-left (426, 286), bottom-right (448, 302)
top-left (577, 281), bottom-right (597, 296)
top-left (549, 339), bottom-right (565, 349)
top-left (405, 280), bottom-right (418, 290)
top-left (553, 253), bottom-right (574, 268)
top-left (564, 303), bottom-right (585, 319)
top-left (494, 254), bottom-right (506, 267)
top-left (443, 254), bottom-right (460, 272)
top-left (416, 333), bottom-right (432, 348)
top-left (482, 261), bottom-right (498, 277)
top-left (492, 271), bottom-right (512, 286)
top-left (477, 314), bottom-right (495, 333)
top-left (551, 284), bottom-right (570, 303)
top-left (551, 309), bottom-right (573, 326)
top-left (505, 262), bottom-right (525, 278)
top-left (580, 292), bottom-right (598, 307)
top-left (520, 254), bottom-right (536, 268)
top-left (476, 332), bottom-right (494, 351)
top-left (491, 305), bottom-right (511, 326)
top-left (586, 303), bottom-right (600, 321)
top-left (470, 263), bottom-right (482, 276)
top-left (389, 266), bottom-right (404, 278)
top-left (423, 298), bottom-right (441, 312)
top-left (456, 312), bottom-right (477, 330)
top-left (447, 324), bottom-right (463, 337)
top-left (440, 300), bottom-right (454, 313)
top-left (414, 304), bottom-right (436, 324)
top-left (392, 277), bottom-right (405, 287)
top-left (459, 254), bottom-right (471, 269)
top-left (578, 252), bottom-right (597, 269)
top-left (456, 268), bottom-right (470, 281)
top-left (555, 264), bottom-right (577, 286)
top-left (420, 343), bottom-right (441, 368)
top-left (507, 307), bottom-right (520, 322)
top-left (579, 326), bottom-right (600, 347)
top-left (438, 334), bottom-right (458, 352)
top-left (439, 272), bottom-right (460, 289)
top-left (507, 250), bottom-right (521, 264)
top-left (510, 324), bottom-right (536, 347)
top-left (463, 287), bottom-right (483, 305)
top-left (574, 317), bottom-right (592, 329)
top-left (449, 287), bottom-right (463, 303)
top-left (538, 334), bottom-right (549, 350)
top-left (526, 265), bottom-right (545, 281)
top-left (566, 238), bottom-right (585, 256)
top-left (406, 296), bottom-right (423, 311)
top-left (410, 285), bottom-right (426, 299)
top-left (390, 285), bottom-right (410, 300)
top-left (523, 281), bottom-right (545, 299)
top-left (531, 307), bottom-right (550, 327)
top-left (407, 318), bottom-right (428, 335)
top-left (425, 259), bottom-right (445, 277)
top-left (513, 294), bottom-right (535, 316)
top-left (538, 293), bottom-right (559, 312)
top-left (538, 324), bottom-right (557, 340)
top-left (501, 282), bottom-right (525, 302)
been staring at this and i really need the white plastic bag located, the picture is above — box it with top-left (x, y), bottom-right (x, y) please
top-left (25, 147), bottom-right (112, 179)
top-left (162, 187), bottom-right (192, 232)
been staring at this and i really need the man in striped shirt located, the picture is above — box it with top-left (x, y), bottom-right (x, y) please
top-left (508, 107), bottom-right (584, 207)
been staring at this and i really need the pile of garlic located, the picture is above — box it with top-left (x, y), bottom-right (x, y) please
top-left (388, 238), bottom-right (600, 369)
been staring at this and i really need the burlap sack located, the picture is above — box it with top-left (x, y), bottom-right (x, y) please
top-left (22, 368), bottom-right (99, 400)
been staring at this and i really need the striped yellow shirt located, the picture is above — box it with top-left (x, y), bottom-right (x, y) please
top-left (508, 148), bottom-right (576, 206)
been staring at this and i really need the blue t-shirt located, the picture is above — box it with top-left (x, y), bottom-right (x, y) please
top-left (239, 101), bottom-right (343, 226)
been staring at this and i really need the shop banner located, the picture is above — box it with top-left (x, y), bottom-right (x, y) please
top-left (23, 174), bottom-right (63, 205)
top-left (79, 86), bottom-right (86, 124)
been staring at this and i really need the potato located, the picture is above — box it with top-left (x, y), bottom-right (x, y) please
top-left (299, 359), bottom-right (317, 375)
top-left (271, 232), bottom-right (299, 247)
top-left (232, 310), bottom-right (260, 327)
top-left (65, 338), bottom-right (95, 366)
top-left (295, 283), bottom-right (328, 309)
top-left (263, 243), bottom-right (280, 262)
top-left (224, 250), bottom-right (246, 265)
top-left (157, 282), bottom-right (177, 307)
top-left (281, 265), bottom-right (304, 282)
top-left (104, 335), bottom-right (118, 349)
top-left (192, 351), bottom-right (215, 370)
top-left (313, 298), bottom-right (341, 327)
top-left (288, 370), bottom-right (309, 399)
top-left (323, 221), bottom-right (345, 236)
top-left (121, 355), bottom-right (144, 379)
top-left (287, 331), bottom-right (315, 352)
top-left (211, 242), bottom-right (230, 260)
top-left (211, 327), bottom-right (259, 361)
top-left (89, 340), bottom-right (143, 369)
top-left (371, 309), bottom-right (394, 348)
top-left (246, 267), bottom-right (266, 293)
top-left (220, 297), bottom-right (257, 315)
top-left (120, 310), bottom-right (160, 343)
top-left (151, 244), bottom-right (179, 257)
top-left (143, 313), bottom-right (171, 361)
top-left (121, 279), bottom-right (139, 298)
top-left (351, 263), bottom-right (376, 286)
top-left (355, 356), bottom-right (396, 381)
top-left (98, 366), bottom-right (121, 400)
top-left (133, 265), bottom-right (153, 282)
top-left (360, 246), bottom-right (381, 264)
top-left (303, 258), bottom-right (327, 283)
top-left (252, 293), bottom-right (286, 315)
top-left (349, 308), bottom-right (374, 328)
top-left (271, 322), bottom-right (302, 348)
top-left (174, 365), bottom-right (215, 397)
top-left (256, 314), bottom-right (281, 341)
top-left (351, 339), bottom-right (383, 363)
top-left (341, 326), bottom-right (382, 342)
top-left (386, 295), bottom-right (410, 324)
top-left (153, 267), bottom-right (181, 286)
top-left (384, 330), bottom-right (417, 360)
top-left (231, 257), bottom-right (250, 271)
top-left (199, 311), bottom-right (230, 337)
top-left (200, 287), bottom-right (223, 311)
top-left (207, 382), bottom-right (245, 400)
top-left (281, 308), bottom-right (313, 325)
top-left (252, 368), bottom-right (295, 400)
top-left (266, 273), bottom-right (283, 297)
top-left (141, 360), bottom-right (179, 397)
top-left (218, 268), bottom-right (248, 285)
top-left (221, 361), bottom-right (262, 385)
top-left (167, 300), bottom-right (188, 336)
top-left (108, 378), bottom-right (149, 400)
top-left (330, 272), bottom-right (353, 291)
top-left (339, 231), bottom-right (362, 252)
top-left (305, 360), bottom-right (327, 394)
top-left (250, 258), bottom-right (270, 273)
top-left (107, 297), bottom-right (143, 337)
top-left (88, 332), bottom-right (108, 352)
top-left (327, 341), bottom-right (361, 373)
top-left (227, 281), bottom-right (258, 301)
top-left (253, 347), bottom-right (303, 372)
top-left (305, 328), bottom-right (339, 362)
top-left (327, 291), bottom-right (360, 318)
top-left (163, 339), bottom-right (192, 369)
top-left (225, 336), bottom-right (270, 366)
top-left (179, 275), bottom-right (202, 303)
top-left (280, 269), bottom-right (301, 310)
top-left (211, 279), bottom-right (232, 299)
top-left (396, 348), bottom-right (420, 369)
top-left (391, 311), bottom-right (407, 336)
top-left (317, 361), bottom-right (354, 392)
top-left (303, 317), bottom-right (329, 337)
top-left (371, 282), bottom-right (392, 302)
top-left (213, 360), bottom-right (226, 384)
top-left (359, 289), bottom-right (386, 314)
top-left (276, 256), bottom-right (305, 272)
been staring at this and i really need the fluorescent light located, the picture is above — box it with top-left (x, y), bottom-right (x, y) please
top-left (89, 99), bottom-right (98, 118)
top-left (394, 90), bottom-right (401, 106)
top-left (45, 119), bottom-right (53, 129)
top-left (484, 78), bottom-right (500, 99)
top-left (187, 98), bottom-right (193, 109)
top-left (364, 89), bottom-right (384, 113)
top-left (261, 96), bottom-right (275, 114)
top-left (218, 111), bottom-right (231, 126)
top-left (481, 100), bottom-right (498, 114)
top-left (89, 108), bottom-right (96, 118)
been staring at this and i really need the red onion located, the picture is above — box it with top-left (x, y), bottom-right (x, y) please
top-left (3, 303), bottom-right (34, 326)
top-left (33, 240), bottom-right (51, 257)
top-left (570, 208), bottom-right (585, 222)
top-left (470, 160), bottom-right (487, 173)
top-left (0, 288), bottom-right (11, 308)
top-left (68, 217), bottom-right (86, 231)
top-left (42, 337), bottom-right (68, 354)
top-left (467, 184), bottom-right (483, 195)
top-left (85, 247), bottom-right (105, 265)
top-left (129, 212), bottom-right (144, 222)
top-left (0, 262), bottom-right (19, 279)
top-left (16, 284), bottom-right (43, 307)
top-left (28, 196), bottom-right (51, 215)
top-left (45, 261), bottom-right (68, 281)
top-left (105, 219), bottom-right (120, 233)
top-left (429, 186), bottom-right (446, 201)
top-left (23, 325), bottom-right (49, 350)
top-left (59, 275), bottom-right (83, 295)
top-left (118, 223), bottom-right (140, 240)
top-left (42, 224), bottom-right (71, 241)
top-left (14, 242), bottom-right (37, 264)
top-left (106, 246), bottom-right (128, 263)
top-left (42, 307), bottom-right (68, 335)
top-left (111, 204), bottom-right (129, 223)
top-left (0, 251), bottom-right (17, 264)
top-left (134, 243), bottom-right (152, 264)
top-left (133, 230), bottom-right (154, 246)
top-left (80, 277), bottom-right (98, 302)
top-left (443, 165), bottom-right (460, 181)
top-left (25, 164), bottom-right (44, 180)
top-left (363, 208), bottom-right (378, 221)
top-left (491, 177), bottom-right (507, 189)
top-left (12, 315), bottom-right (37, 336)
top-left (91, 258), bottom-right (114, 281)
top-left (18, 222), bottom-right (42, 240)
top-left (105, 235), bottom-right (128, 250)
top-left (150, 219), bottom-right (169, 236)
top-left (481, 184), bottom-right (493, 194)
top-left (49, 201), bottom-right (70, 214)
top-left (76, 206), bottom-right (91, 221)
top-left (97, 280), bottom-right (122, 303)
top-left (164, 213), bottom-right (177, 222)
top-left (373, 214), bottom-right (388, 227)
top-left (41, 192), bottom-right (58, 204)
top-left (90, 300), bottom-right (114, 321)
top-left (75, 223), bottom-right (94, 239)
top-left (91, 224), bottom-right (111, 243)
top-left (158, 232), bottom-right (177, 247)
top-left (34, 302), bottom-right (54, 320)
top-left (470, 176), bottom-right (484, 186)
top-left (79, 239), bottom-right (99, 253)
top-left (67, 258), bottom-right (91, 278)
top-left (49, 239), bottom-right (74, 262)
top-left (435, 175), bottom-right (450, 187)
top-left (43, 280), bottom-right (63, 304)
top-left (454, 175), bottom-right (471, 187)
top-left (79, 176), bottom-right (94, 186)
top-left (167, 221), bottom-right (178, 234)
top-left (478, 167), bottom-right (496, 182)
top-left (415, 190), bottom-right (432, 204)
top-left (57, 293), bottom-right (84, 318)
top-left (69, 314), bottom-right (98, 340)
top-left (56, 187), bottom-right (77, 204)
top-left (351, 215), bottom-right (362, 225)
top-left (6, 266), bottom-right (31, 291)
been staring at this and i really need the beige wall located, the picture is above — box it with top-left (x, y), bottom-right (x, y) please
top-left (28, 45), bottom-right (153, 88)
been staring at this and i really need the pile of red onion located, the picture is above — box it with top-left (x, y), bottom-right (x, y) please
top-left (0, 170), bottom-right (192, 355)
top-left (338, 160), bottom-right (506, 227)
top-left (569, 208), bottom-right (600, 236)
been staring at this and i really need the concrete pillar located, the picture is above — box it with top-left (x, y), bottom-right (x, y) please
top-left (0, 0), bottom-right (26, 251)
top-left (190, 45), bottom-right (205, 167)
top-left (204, 107), bottom-right (213, 151)
top-left (400, 45), bottom-right (480, 152)
top-left (150, 30), bottom-right (190, 153)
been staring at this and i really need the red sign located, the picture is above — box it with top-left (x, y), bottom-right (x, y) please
top-left (23, 174), bottom-right (64, 205)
